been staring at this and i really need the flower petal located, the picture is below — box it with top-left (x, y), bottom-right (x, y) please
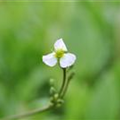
top-left (60, 53), bottom-right (76, 68)
top-left (42, 52), bottom-right (57, 67)
top-left (54, 38), bottom-right (67, 51)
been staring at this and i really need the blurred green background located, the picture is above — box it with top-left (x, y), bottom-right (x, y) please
top-left (0, 1), bottom-right (120, 120)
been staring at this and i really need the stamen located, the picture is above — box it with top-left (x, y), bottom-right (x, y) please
top-left (55, 49), bottom-right (64, 58)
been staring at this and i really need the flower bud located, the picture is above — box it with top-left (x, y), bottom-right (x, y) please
top-left (50, 87), bottom-right (57, 96)
top-left (54, 94), bottom-right (59, 101)
top-left (57, 99), bottom-right (64, 104)
top-left (49, 78), bottom-right (55, 86)
top-left (56, 103), bottom-right (62, 108)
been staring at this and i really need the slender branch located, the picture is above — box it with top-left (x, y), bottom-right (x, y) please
top-left (60, 72), bottom-right (75, 98)
top-left (1, 104), bottom-right (53, 120)
top-left (60, 80), bottom-right (70, 98)
top-left (59, 68), bottom-right (66, 96)
top-left (0, 67), bottom-right (74, 120)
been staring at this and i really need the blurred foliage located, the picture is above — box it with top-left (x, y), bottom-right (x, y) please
top-left (0, 1), bottom-right (120, 120)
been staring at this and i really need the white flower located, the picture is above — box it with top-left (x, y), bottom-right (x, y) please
top-left (42, 38), bottom-right (76, 68)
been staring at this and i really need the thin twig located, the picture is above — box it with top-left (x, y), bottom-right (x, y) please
top-left (0, 67), bottom-right (74, 120)
top-left (1, 104), bottom-right (53, 120)
top-left (59, 68), bottom-right (66, 96)
top-left (60, 72), bottom-right (75, 98)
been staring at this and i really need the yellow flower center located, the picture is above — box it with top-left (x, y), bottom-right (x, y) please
top-left (55, 49), bottom-right (64, 58)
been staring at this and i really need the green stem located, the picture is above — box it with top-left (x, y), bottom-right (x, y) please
top-left (59, 68), bottom-right (66, 96)
top-left (1, 104), bottom-right (53, 120)
top-left (60, 72), bottom-right (75, 98)
top-left (60, 77), bottom-right (70, 98)
top-left (1, 67), bottom-right (73, 120)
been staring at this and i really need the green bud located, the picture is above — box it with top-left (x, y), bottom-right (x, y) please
top-left (54, 94), bottom-right (59, 100)
top-left (56, 103), bottom-right (62, 108)
top-left (57, 99), bottom-right (64, 104)
top-left (50, 87), bottom-right (57, 96)
top-left (50, 78), bottom-right (55, 86)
